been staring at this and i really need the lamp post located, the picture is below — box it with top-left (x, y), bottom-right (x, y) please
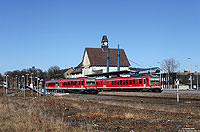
top-left (40, 79), bottom-right (43, 96)
top-left (26, 74), bottom-right (29, 86)
top-left (187, 58), bottom-right (192, 89)
top-left (196, 65), bottom-right (198, 90)
top-left (30, 73), bottom-right (33, 88)
top-left (5, 75), bottom-right (9, 96)
top-left (35, 77), bottom-right (39, 96)
top-left (30, 73), bottom-right (34, 96)
top-left (15, 75), bottom-right (18, 89)
top-left (22, 75), bottom-right (25, 97)
top-left (16, 75), bottom-right (18, 89)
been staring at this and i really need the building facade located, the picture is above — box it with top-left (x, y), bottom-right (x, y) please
top-left (71, 35), bottom-right (131, 78)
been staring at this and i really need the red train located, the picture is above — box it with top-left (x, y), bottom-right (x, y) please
top-left (45, 75), bottom-right (162, 94)
top-left (45, 77), bottom-right (98, 94)
top-left (96, 75), bottom-right (162, 92)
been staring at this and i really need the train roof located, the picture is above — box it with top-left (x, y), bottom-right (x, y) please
top-left (46, 77), bottom-right (95, 82)
top-left (96, 75), bottom-right (159, 80)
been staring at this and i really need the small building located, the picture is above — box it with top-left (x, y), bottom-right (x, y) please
top-left (60, 67), bottom-right (74, 78)
top-left (71, 35), bottom-right (131, 78)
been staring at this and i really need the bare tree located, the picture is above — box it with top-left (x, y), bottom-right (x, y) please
top-left (161, 58), bottom-right (180, 73)
top-left (47, 65), bottom-right (64, 80)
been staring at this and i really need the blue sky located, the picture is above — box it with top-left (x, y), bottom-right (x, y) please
top-left (0, 0), bottom-right (200, 74)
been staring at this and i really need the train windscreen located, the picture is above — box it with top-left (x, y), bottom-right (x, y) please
top-left (85, 78), bottom-right (96, 86)
top-left (150, 77), bottom-right (160, 85)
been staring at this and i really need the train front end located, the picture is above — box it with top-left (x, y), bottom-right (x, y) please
top-left (84, 78), bottom-right (99, 94)
top-left (148, 76), bottom-right (162, 92)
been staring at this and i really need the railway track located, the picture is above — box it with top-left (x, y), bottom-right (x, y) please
top-left (96, 93), bottom-right (200, 101)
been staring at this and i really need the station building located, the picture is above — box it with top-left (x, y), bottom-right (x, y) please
top-left (71, 35), bottom-right (131, 78)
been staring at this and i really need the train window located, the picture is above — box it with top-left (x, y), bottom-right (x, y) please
top-left (144, 79), bottom-right (146, 84)
top-left (109, 81), bottom-right (111, 86)
top-left (103, 81), bottom-right (106, 85)
top-left (126, 80), bottom-right (128, 85)
top-left (75, 81), bottom-right (77, 85)
top-left (112, 81), bottom-right (114, 85)
top-left (129, 80), bottom-right (132, 85)
top-left (115, 81), bottom-right (117, 85)
top-left (146, 79), bottom-right (149, 84)
top-left (120, 80), bottom-right (122, 85)
top-left (81, 80), bottom-right (84, 85)
top-left (123, 80), bottom-right (125, 85)
top-left (139, 79), bottom-right (142, 84)
top-left (117, 80), bottom-right (119, 85)
top-left (133, 79), bottom-right (135, 84)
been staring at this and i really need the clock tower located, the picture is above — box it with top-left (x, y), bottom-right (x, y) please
top-left (101, 35), bottom-right (108, 52)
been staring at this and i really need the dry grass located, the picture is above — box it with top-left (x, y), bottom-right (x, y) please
top-left (0, 97), bottom-right (88, 132)
top-left (0, 89), bottom-right (200, 131)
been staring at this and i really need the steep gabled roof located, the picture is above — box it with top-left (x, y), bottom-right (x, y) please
top-left (76, 48), bottom-right (130, 68)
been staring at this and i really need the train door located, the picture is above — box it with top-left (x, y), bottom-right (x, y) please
top-left (103, 81), bottom-right (106, 88)
top-left (81, 80), bottom-right (84, 89)
top-left (143, 79), bottom-right (146, 88)
top-left (57, 82), bottom-right (59, 88)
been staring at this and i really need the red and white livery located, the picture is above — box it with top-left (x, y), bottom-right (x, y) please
top-left (96, 75), bottom-right (162, 92)
top-left (45, 77), bottom-right (98, 94)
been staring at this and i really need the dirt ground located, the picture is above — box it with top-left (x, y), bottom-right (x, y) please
top-left (0, 89), bottom-right (200, 132)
